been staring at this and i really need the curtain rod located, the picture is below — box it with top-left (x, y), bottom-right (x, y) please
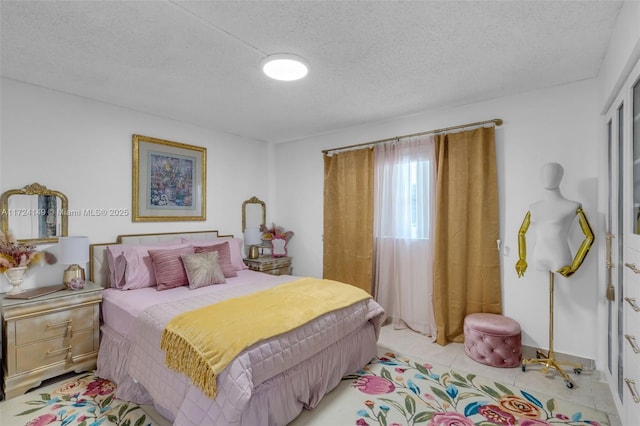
top-left (321, 118), bottom-right (503, 155)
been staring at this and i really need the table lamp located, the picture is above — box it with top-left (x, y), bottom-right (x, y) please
top-left (59, 236), bottom-right (89, 288)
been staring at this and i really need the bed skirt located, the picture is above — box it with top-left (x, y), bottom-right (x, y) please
top-left (96, 322), bottom-right (378, 425)
top-left (96, 326), bottom-right (154, 405)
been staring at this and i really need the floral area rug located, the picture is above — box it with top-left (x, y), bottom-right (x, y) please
top-left (0, 373), bottom-right (153, 426)
top-left (2, 356), bottom-right (611, 426)
top-left (344, 352), bottom-right (609, 426)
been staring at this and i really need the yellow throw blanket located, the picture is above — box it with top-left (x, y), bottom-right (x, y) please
top-left (160, 277), bottom-right (371, 399)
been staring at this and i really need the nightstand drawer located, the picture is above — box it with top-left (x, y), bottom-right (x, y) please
top-left (266, 265), bottom-right (291, 275)
top-left (15, 329), bottom-right (95, 373)
top-left (15, 305), bottom-right (95, 346)
top-left (244, 256), bottom-right (292, 276)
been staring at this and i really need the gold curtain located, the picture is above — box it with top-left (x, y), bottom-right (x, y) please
top-left (433, 127), bottom-right (502, 345)
top-left (323, 149), bottom-right (374, 293)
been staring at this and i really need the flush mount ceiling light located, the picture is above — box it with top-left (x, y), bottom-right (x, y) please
top-left (260, 53), bottom-right (309, 81)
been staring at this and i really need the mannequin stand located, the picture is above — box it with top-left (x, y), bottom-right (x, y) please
top-left (521, 271), bottom-right (583, 389)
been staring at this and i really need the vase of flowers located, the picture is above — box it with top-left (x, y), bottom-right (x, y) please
top-left (0, 230), bottom-right (42, 293)
top-left (4, 266), bottom-right (28, 293)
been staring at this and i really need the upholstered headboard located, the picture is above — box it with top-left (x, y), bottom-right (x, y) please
top-left (89, 230), bottom-right (232, 288)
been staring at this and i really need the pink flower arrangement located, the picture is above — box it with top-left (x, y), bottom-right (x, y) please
top-left (260, 223), bottom-right (294, 241)
top-left (0, 230), bottom-right (42, 273)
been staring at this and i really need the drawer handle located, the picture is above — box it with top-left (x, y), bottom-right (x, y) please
top-left (47, 319), bottom-right (72, 328)
top-left (625, 263), bottom-right (640, 274)
top-left (625, 379), bottom-right (640, 403)
top-left (65, 347), bottom-right (74, 367)
top-left (625, 297), bottom-right (640, 312)
top-left (624, 334), bottom-right (640, 354)
top-left (46, 345), bottom-right (72, 355)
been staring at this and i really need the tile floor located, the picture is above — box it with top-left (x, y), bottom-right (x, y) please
top-left (374, 325), bottom-right (622, 426)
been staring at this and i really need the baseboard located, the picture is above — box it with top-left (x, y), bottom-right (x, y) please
top-left (522, 345), bottom-right (596, 374)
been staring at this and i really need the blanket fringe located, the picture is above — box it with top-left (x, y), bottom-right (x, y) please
top-left (161, 329), bottom-right (218, 399)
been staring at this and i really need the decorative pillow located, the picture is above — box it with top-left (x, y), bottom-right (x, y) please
top-left (224, 237), bottom-right (248, 270)
top-left (181, 251), bottom-right (226, 289)
top-left (148, 246), bottom-right (195, 291)
top-left (106, 240), bottom-right (187, 290)
top-left (194, 242), bottom-right (238, 278)
top-left (184, 237), bottom-right (247, 271)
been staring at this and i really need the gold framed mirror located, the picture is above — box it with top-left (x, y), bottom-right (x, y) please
top-left (1, 183), bottom-right (69, 244)
top-left (242, 196), bottom-right (266, 232)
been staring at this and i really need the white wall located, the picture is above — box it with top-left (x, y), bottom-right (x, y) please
top-left (0, 78), bottom-right (269, 292)
top-left (275, 79), bottom-right (601, 359)
top-left (598, 1), bottom-right (640, 113)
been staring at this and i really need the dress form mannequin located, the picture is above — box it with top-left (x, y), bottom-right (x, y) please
top-left (515, 162), bottom-right (594, 388)
top-left (516, 162), bottom-right (594, 278)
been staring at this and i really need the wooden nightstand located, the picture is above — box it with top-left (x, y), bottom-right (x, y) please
top-left (1, 281), bottom-right (102, 399)
top-left (244, 256), bottom-right (292, 275)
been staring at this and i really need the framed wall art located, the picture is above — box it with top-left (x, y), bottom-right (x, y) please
top-left (132, 134), bottom-right (206, 222)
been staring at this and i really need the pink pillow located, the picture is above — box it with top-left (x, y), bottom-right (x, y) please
top-left (184, 237), bottom-right (247, 271)
top-left (194, 242), bottom-right (237, 278)
top-left (224, 237), bottom-right (248, 271)
top-left (148, 246), bottom-right (195, 291)
top-left (106, 240), bottom-right (188, 289)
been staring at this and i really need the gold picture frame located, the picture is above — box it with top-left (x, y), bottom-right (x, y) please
top-left (132, 134), bottom-right (206, 222)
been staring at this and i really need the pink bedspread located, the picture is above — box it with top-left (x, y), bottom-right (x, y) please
top-left (101, 270), bottom-right (290, 338)
top-left (97, 271), bottom-right (384, 425)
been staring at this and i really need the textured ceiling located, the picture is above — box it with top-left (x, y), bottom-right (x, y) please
top-left (0, 1), bottom-right (623, 143)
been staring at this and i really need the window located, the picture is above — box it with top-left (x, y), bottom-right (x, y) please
top-left (390, 159), bottom-right (431, 239)
top-left (375, 139), bottom-right (434, 241)
top-left (413, 160), bottom-right (432, 238)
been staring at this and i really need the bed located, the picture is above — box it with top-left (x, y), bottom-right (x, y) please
top-left (90, 230), bottom-right (384, 426)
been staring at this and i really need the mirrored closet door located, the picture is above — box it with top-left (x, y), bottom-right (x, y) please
top-left (603, 55), bottom-right (640, 426)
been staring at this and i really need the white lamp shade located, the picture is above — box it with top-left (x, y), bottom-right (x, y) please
top-left (59, 236), bottom-right (89, 264)
top-left (244, 227), bottom-right (262, 246)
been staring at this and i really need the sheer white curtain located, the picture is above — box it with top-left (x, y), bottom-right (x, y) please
top-left (373, 135), bottom-right (437, 338)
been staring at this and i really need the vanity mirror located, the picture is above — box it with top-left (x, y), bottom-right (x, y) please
top-left (242, 196), bottom-right (266, 258)
top-left (242, 196), bottom-right (266, 232)
top-left (0, 183), bottom-right (69, 244)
